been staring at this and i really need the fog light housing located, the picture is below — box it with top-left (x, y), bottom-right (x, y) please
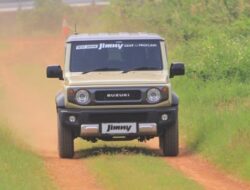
top-left (69, 115), bottom-right (76, 123)
top-left (161, 114), bottom-right (168, 121)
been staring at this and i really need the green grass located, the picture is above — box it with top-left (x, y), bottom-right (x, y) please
top-left (98, 0), bottom-right (250, 182)
top-left (174, 78), bottom-right (250, 180)
top-left (76, 141), bottom-right (203, 190)
top-left (0, 122), bottom-right (57, 190)
top-left (0, 68), bottom-right (56, 189)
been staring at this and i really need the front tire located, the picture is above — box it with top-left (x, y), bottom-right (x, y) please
top-left (58, 116), bottom-right (74, 158)
top-left (159, 116), bottom-right (179, 156)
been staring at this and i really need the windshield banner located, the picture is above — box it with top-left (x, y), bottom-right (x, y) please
top-left (76, 43), bottom-right (158, 50)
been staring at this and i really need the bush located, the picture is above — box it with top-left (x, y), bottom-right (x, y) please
top-left (173, 32), bottom-right (250, 82)
top-left (105, 0), bottom-right (250, 83)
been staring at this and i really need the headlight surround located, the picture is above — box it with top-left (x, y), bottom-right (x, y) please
top-left (75, 89), bottom-right (91, 105)
top-left (146, 88), bottom-right (162, 104)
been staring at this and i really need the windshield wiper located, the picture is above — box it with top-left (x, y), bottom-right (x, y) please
top-left (122, 67), bottom-right (160, 73)
top-left (82, 68), bottom-right (123, 74)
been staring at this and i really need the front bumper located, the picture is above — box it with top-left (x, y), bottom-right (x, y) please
top-left (58, 106), bottom-right (178, 138)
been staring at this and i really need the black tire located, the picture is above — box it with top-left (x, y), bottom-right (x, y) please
top-left (160, 116), bottom-right (179, 156)
top-left (58, 116), bottom-right (74, 158)
top-left (159, 134), bottom-right (164, 149)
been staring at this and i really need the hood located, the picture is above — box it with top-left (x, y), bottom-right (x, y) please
top-left (65, 71), bottom-right (168, 86)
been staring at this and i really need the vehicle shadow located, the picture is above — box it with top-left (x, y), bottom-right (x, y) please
top-left (74, 145), bottom-right (162, 159)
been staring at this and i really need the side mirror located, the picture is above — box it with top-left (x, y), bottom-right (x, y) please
top-left (170, 62), bottom-right (185, 78)
top-left (46, 65), bottom-right (63, 80)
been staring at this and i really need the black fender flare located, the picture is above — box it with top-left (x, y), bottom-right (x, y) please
top-left (171, 92), bottom-right (179, 106)
top-left (56, 91), bottom-right (65, 109)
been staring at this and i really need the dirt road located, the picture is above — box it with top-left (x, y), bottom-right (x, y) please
top-left (0, 37), bottom-right (102, 190)
top-left (0, 36), bottom-right (249, 190)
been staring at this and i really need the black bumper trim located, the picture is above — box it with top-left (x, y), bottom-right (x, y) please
top-left (58, 106), bottom-right (178, 137)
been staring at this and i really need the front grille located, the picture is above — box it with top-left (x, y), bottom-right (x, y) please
top-left (89, 113), bottom-right (147, 123)
top-left (95, 90), bottom-right (141, 101)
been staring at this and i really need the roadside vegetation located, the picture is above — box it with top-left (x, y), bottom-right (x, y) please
top-left (0, 123), bottom-right (57, 190)
top-left (0, 43), bottom-right (56, 190)
top-left (99, 0), bottom-right (250, 180)
top-left (76, 141), bottom-right (202, 190)
top-left (0, 89), bottom-right (55, 189)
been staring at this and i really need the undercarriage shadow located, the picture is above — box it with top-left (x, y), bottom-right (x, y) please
top-left (74, 145), bottom-right (161, 159)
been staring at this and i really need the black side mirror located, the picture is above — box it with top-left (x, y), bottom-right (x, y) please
top-left (46, 65), bottom-right (63, 80)
top-left (170, 62), bottom-right (185, 78)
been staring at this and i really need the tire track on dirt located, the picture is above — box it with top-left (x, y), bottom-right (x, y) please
top-left (0, 38), bottom-right (103, 190)
top-left (147, 139), bottom-right (250, 190)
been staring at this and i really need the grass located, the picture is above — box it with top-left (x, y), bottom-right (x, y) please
top-left (76, 141), bottom-right (203, 190)
top-left (174, 78), bottom-right (250, 180)
top-left (0, 122), bottom-right (57, 190)
top-left (99, 0), bottom-right (250, 181)
top-left (0, 47), bottom-right (56, 189)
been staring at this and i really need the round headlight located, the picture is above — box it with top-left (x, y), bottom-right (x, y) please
top-left (75, 89), bottom-right (90, 105)
top-left (146, 88), bottom-right (161, 104)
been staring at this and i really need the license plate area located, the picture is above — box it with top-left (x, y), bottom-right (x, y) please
top-left (101, 123), bottom-right (137, 135)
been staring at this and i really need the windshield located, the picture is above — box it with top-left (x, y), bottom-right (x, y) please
top-left (69, 40), bottom-right (163, 72)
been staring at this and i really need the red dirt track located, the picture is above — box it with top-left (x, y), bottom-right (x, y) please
top-left (0, 37), bottom-right (102, 190)
top-left (0, 36), bottom-right (250, 190)
top-left (147, 140), bottom-right (250, 190)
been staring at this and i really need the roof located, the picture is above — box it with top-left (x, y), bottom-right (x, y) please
top-left (67, 33), bottom-right (164, 42)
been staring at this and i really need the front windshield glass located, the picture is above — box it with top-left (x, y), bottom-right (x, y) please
top-left (70, 40), bottom-right (163, 72)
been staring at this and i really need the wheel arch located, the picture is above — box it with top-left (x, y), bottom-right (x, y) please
top-left (56, 91), bottom-right (65, 109)
top-left (171, 92), bottom-right (179, 106)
